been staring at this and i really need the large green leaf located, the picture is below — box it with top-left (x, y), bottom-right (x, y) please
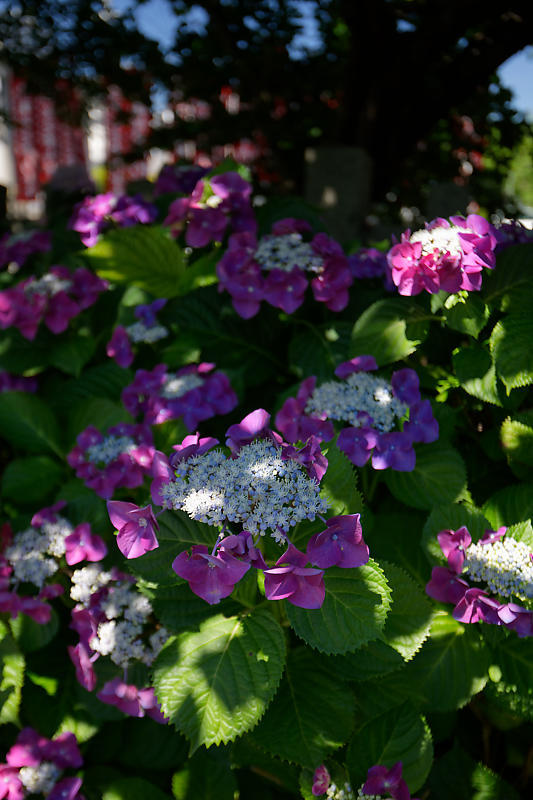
top-left (66, 397), bottom-right (132, 448)
top-left (48, 332), bottom-right (96, 376)
top-left (421, 503), bottom-right (491, 564)
top-left (103, 778), bottom-right (171, 800)
top-left (288, 323), bottom-right (351, 383)
top-left (380, 562), bottom-right (434, 661)
top-left (153, 610), bottom-right (286, 749)
top-left (128, 510), bottom-right (217, 585)
top-left (320, 441), bottom-right (364, 517)
top-left (1, 455), bottom-right (64, 505)
top-left (147, 582), bottom-right (239, 634)
top-left (429, 743), bottom-right (520, 800)
top-left (287, 560), bottom-right (391, 654)
top-left (172, 748), bottom-right (237, 800)
top-left (0, 392), bottom-right (63, 456)
top-left (350, 299), bottom-right (429, 365)
top-left (483, 242), bottom-right (533, 312)
top-left (500, 411), bottom-right (533, 477)
top-left (83, 225), bottom-right (187, 298)
top-left (385, 442), bottom-right (467, 510)
top-left (490, 313), bottom-right (533, 391)
top-left (10, 608), bottom-right (59, 653)
top-left (324, 640), bottom-right (405, 683)
top-left (482, 482), bottom-right (533, 528)
top-left (346, 703), bottom-right (433, 793)
top-left (443, 293), bottom-right (489, 338)
top-left (452, 347), bottom-right (502, 406)
top-left (250, 649), bottom-right (354, 767)
top-left (0, 624), bottom-right (25, 724)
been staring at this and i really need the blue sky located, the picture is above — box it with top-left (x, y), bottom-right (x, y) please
top-left (113, 0), bottom-right (533, 119)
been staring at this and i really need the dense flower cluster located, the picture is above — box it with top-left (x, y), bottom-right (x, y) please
top-left (387, 214), bottom-right (497, 295)
top-left (1, 728), bottom-right (84, 800)
top-left (68, 563), bottom-right (168, 721)
top-left (312, 762), bottom-right (418, 800)
top-left (0, 370), bottom-right (38, 393)
top-left (107, 411), bottom-right (369, 608)
top-left (69, 193), bottom-right (158, 247)
top-left (107, 299), bottom-right (168, 368)
top-left (0, 503), bottom-right (106, 623)
top-left (153, 163), bottom-right (210, 196)
top-left (163, 171), bottom-right (256, 247)
top-left (0, 266), bottom-right (107, 340)
top-left (348, 247), bottom-right (393, 290)
top-left (0, 229), bottom-right (51, 272)
top-left (216, 217), bottom-right (353, 318)
top-left (426, 526), bottom-right (533, 636)
top-left (276, 357), bottom-right (438, 472)
top-left (121, 362), bottom-right (238, 429)
top-left (67, 423), bottom-right (155, 499)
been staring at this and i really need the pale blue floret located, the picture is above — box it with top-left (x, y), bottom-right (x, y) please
top-left (254, 232), bottom-right (323, 273)
top-left (85, 435), bottom-right (136, 465)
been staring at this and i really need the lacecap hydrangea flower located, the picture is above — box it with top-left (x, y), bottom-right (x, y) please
top-left (106, 299), bottom-right (169, 368)
top-left (312, 761), bottom-right (418, 800)
top-left (121, 362), bottom-right (238, 429)
top-left (67, 423), bottom-right (155, 499)
top-left (0, 266), bottom-right (107, 341)
top-left (108, 410), bottom-right (370, 609)
top-left (387, 214), bottom-right (497, 296)
top-left (0, 228), bottom-right (51, 272)
top-left (69, 192), bottom-right (158, 247)
top-left (276, 356), bottom-right (438, 472)
top-left (348, 247), bottom-right (394, 291)
top-left (426, 525), bottom-right (533, 637)
top-left (0, 370), bottom-right (38, 394)
top-left (216, 217), bottom-right (353, 318)
top-left (0, 503), bottom-right (106, 624)
top-left (68, 563), bottom-right (167, 722)
top-left (1, 728), bottom-right (84, 800)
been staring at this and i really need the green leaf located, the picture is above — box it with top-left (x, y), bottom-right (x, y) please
top-left (490, 313), bottom-right (533, 391)
top-left (501, 411), bottom-right (533, 474)
top-left (325, 640), bottom-right (404, 682)
top-left (67, 397), bottom-right (132, 447)
top-left (452, 347), bottom-right (502, 406)
top-left (288, 323), bottom-right (351, 383)
top-left (0, 328), bottom-right (50, 372)
top-left (346, 704), bottom-right (433, 793)
top-left (55, 478), bottom-right (108, 529)
top-left (287, 560), bottom-right (392, 654)
top-left (10, 608), bottom-right (59, 652)
top-left (385, 442), bottom-right (467, 510)
top-left (421, 503), bottom-right (491, 564)
top-left (490, 635), bottom-right (533, 700)
top-left (250, 649), bottom-right (354, 767)
top-left (48, 332), bottom-right (96, 376)
top-left (1, 456), bottom-right (64, 505)
top-left (115, 717), bottom-right (188, 770)
top-left (84, 225), bottom-right (187, 298)
top-left (148, 583), bottom-right (238, 634)
top-left (0, 392), bottom-right (63, 456)
top-left (103, 778), bottom-right (171, 800)
top-left (429, 743), bottom-right (520, 800)
top-left (380, 562), bottom-right (434, 661)
top-left (172, 748), bottom-right (237, 800)
top-left (482, 482), bottom-right (533, 528)
top-left (443, 294), bottom-right (489, 337)
top-left (483, 242), bottom-right (533, 312)
top-left (153, 610), bottom-right (286, 749)
top-left (175, 250), bottom-right (219, 296)
top-left (321, 441), bottom-right (364, 516)
top-left (54, 363), bottom-right (133, 411)
top-left (128, 510), bottom-right (217, 585)
top-left (350, 299), bottom-right (429, 365)
top-left (0, 627), bottom-right (25, 724)
top-left (505, 520), bottom-right (533, 547)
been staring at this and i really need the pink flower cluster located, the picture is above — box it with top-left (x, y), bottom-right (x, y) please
top-left (121, 362), bottom-right (238, 429)
top-left (312, 761), bottom-right (418, 799)
top-left (1, 728), bottom-right (84, 800)
top-left (0, 266), bottom-right (107, 340)
top-left (163, 171), bottom-right (256, 247)
top-left (69, 193), bottom-right (158, 247)
top-left (0, 503), bottom-right (106, 624)
top-left (0, 229), bottom-right (51, 271)
top-left (67, 423), bottom-right (155, 499)
top-left (275, 357), bottom-right (438, 473)
top-left (387, 214), bottom-right (497, 295)
top-left (0, 370), bottom-right (38, 394)
top-left (216, 218), bottom-right (353, 318)
top-left (426, 525), bottom-right (533, 637)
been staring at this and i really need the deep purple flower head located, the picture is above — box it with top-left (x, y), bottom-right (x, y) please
top-left (437, 526), bottom-right (472, 573)
top-left (494, 219), bottom-right (533, 252)
top-left (362, 762), bottom-right (412, 800)
top-left (387, 214), bottom-right (497, 296)
top-left (218, 532), bottom-right (268, 570)
top-left (64, 523), bottom-right (108, 565)
top-left (306, 514), bottom-right (369, 569)
top-left (134, 298), bottom-right (167, 325)
top-left (107, 501), bottom-right (159, 559)
top-left (390, 369), bottom-right (420, 405)
top-left (312, 765), bottom-right (330, 796)
top-left (31, 501), bottom-right (67, 527)
top-left (403, 399), bottom-right (439, 444)
top-left (40, 732), bottom-right (83, 769)
top-left (225, 408), bottom-right (282, 453)
top-left (106, 325), bottom-right (134, 368)
top-left (337, 426), bottom-right (378, 467)
top-left (371, 431), bottom-right (416, 472)
top-left (0, 370), bottom-right (38, 394)
top-left (69, 193), bottom-right (157, 246)
top-left (0, 229), bottom-right (52, 271)
top-left (263, 544), bottom-right (325, 609)
top-left (498, 603), bottom-right (533, 637)
top-left (281, 436), bottom-right (328, 483)
top-left (47, 776), bottom-right (84, 800)
top-left (348, 247), bottom-right (393, 290)
top-left (453, 587), bottom-right (502, 625)
top-left (425, 566), bottom-right (470, 605)
top-left (334, 356), bottom-right (378, 379)
top-left (172, 544), bottom-right (250, 604)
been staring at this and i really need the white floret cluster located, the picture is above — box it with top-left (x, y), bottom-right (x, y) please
top-left (126, 320), bottom-right (169, 344)
top-left (160, 372), bottom-right (204, 399)
top-left (24, 273), bottom-right (72, 297)
top-left (158, 439), bottom-right (327, 540)
top-left (464, 536), bottom-right (533, 601)
top-left (409, 225), bottom-right (468, 258)
top-left (85, 435), bottom-right (136, 465)
top-left (255, 233), bottom-right (323, 273)
top-left (5, 515), bottom-right (73, 587)
top-left (305, 373), bottom-right (407, 432)
top-left (325, 781), bottom-right (355, 800)
top-left (19, 762), bottom-right (61, 794)
top-left (71, 566), bottom-right (168, 668)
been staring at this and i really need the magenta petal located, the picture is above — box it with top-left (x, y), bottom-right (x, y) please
top-left (107, 500), bottom-right (139, 530)
top-left (116, 520), bottom-right (159, 559)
